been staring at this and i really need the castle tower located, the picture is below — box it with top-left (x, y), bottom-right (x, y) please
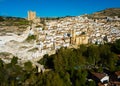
top-left (28, 11), bottom-right (36, 21)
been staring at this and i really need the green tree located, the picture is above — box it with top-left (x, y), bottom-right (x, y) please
top-left (112, 39), bottom-right (120, 53)
top-left (87, 81), bottom-right (96, 86)
top-left (11, 56), bottom-right (18, 65)
top-left (86, 45), bottom-right (100, 65)
top-left (72, 69), bottom-right (88, 86)
top-left (0, 16), bottom-right (4, 22)
top-left (24, 61), bottom-right (33, 72)
top-left (0, 58), bottom-right (3, 68)
top-left (38, 71), bottom-right (64, 86)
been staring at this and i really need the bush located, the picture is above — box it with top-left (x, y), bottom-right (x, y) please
top-left (0, 17), bottom-right (4, 22)
top-left (26, 35), bottom-right (36, 41)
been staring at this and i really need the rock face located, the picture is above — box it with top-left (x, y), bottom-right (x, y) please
top-left (0, 25), bottom-right (53, 64)
top-left (0, 27), bottom-right (30, 44)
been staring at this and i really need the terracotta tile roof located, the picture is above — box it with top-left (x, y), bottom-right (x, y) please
top-left (98, 82), bottom-right (105, 86)
top-left (115, 71), bottom-right (120, 76)
top-left (111, 81), bottom-right (120, 85)
top-left (92, 72), bottom-right (106, 79)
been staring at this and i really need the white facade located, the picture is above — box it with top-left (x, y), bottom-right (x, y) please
top-left (101, 75), bottom-right (109, 83)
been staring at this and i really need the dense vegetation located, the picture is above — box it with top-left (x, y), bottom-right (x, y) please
top-left (0, 39), bottom-right (120, 86)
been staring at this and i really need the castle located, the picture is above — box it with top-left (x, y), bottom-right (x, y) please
top-left (28, 11), bottom-right (36, 21)
top-left (27, 11), bottom-right (41, 24)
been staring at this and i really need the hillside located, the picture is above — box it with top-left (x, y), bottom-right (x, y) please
top-left (86, 8), bottom-right (120, 19)
top-left (0, 16), bottom-right (30, 26)
top-left (0, 16), bottom-right (30, 35)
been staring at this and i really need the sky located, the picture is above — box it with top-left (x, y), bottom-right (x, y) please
top-left (0, 0), bottom-right (120, 18)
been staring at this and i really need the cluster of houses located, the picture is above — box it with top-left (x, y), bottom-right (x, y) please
top-left (0, 15), bottom-right (120, 63)
top-left (88, 71), bottom-right (120, 86)
top-left (30, 15), bottom-right (120, 51)
top-left (23, 15), bottom-right (120, 61)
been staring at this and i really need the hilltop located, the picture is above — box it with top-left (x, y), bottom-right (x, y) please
top-left (85, 8), bottom-right (120, 19)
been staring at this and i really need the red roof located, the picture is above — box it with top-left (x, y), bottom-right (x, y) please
top-left (98, 82), bottom-right (105, 86)
top-left (115, 71), bottom-right (120, 76)
top-left (92, 72), bottom-right (106, 79)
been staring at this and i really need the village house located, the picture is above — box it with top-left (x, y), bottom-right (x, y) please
top-left (91, 72), bottom-right (109, 86)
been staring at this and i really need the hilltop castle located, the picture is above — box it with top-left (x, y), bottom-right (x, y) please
top-left (28, 11), bottom-right (36, 21)
top-left (27, 11), bottom-right (41, 25)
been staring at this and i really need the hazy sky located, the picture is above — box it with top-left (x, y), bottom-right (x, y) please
top-left (0, 0), bottom-right (120, 18)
